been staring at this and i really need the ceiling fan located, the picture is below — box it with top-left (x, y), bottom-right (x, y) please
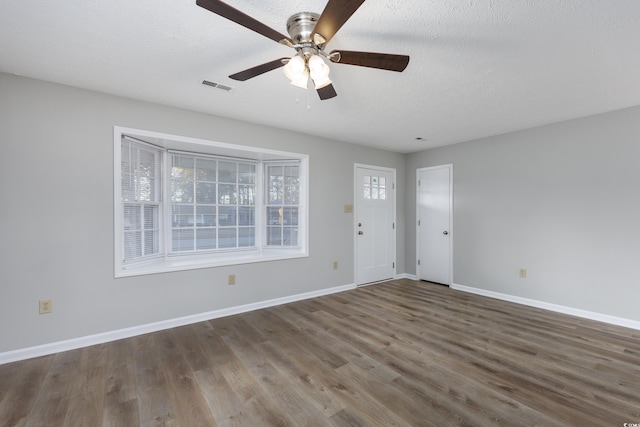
top-left (196, 0), bottom-right (410, 100)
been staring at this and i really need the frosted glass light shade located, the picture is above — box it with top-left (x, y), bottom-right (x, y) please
top-left (283, 55), bottom-right (306, 81)
top-left (289, 68), bottom-right (309, 89)
top-left (308, 54), bottom-right (332, 89)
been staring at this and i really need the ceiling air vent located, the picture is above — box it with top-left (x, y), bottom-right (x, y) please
top-left (202, 80), bottom-right (233, 92)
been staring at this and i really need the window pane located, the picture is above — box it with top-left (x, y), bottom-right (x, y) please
top-left (196, 228), bottom-right (216, 250)
top-left (284, 185), bottom-right (299, 204)
top-left (267, 207), bottom-right (282, 225)
top-left (284, 166), bottom-right (299, 185)
top-left (138, 150), bottom-right (158, 201)
top-left (195, 205), bottom-right (216, 226)
top-left (196, 158), bottom-right (216, 181)
top-left (171, 156), bottom-right (194, 203)
top-left (283, 228), bottom-right (298, 246)
top-left (239, 227), bottom-right (255, 247)
top-left (172, 228), bottom-right (194, 252)
top-left (267, 227), bottom-right (282, 245)
top-left (283, 207), bottom-right (298, 226)
top-left (218, 184), bottom-right (237, 205)
top-left (124, 205), bottom-right (140, 230)
top-left (238, 185), bottom-right (255, 205)
top-left (122, 172), bottom-right (135, 202)
top-left (239, 207), bottom-right (255, 226)
top-left (144, 229), bottom-right (159, 256)
top-left (172, 204), bottom-right (193, 227)
top-left (239, 163), bottom-right (255, 184)
top-left (268, 166), bottom-right (284, 203)
top-left (143, 206), bottom-right (157, 230)
top-left (124, 231), bottom-right (142, 259)
top-left (218, 228), bottom-right (237, 248)
top-left (218, 161), bottom-right (237, 183)
top-left (218, 206), bottom-right (236, 226)
top-left (171, 181), bottom-right (193, 203)
top-left (196, 182), bottom-right (216, 204)
top-left (174, 155), bottom-right (194, 170)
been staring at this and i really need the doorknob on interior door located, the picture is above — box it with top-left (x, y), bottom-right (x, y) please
top-left (443, 231), bottom-right (449, 235)
top-left (358, 231), bottom-right (364, 235)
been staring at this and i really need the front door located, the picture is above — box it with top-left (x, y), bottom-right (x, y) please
top-left (355, 165), bottom-right (395, 285)
top-left (417, 165), bottom-right (452, 285)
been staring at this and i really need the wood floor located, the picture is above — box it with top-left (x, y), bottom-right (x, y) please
top-left (1, 279), bottom-right (639, 426)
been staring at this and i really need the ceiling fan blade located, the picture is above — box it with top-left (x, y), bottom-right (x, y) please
top-left (313, 0), bottom-right (366, 45)
top-left (229, 58), bottom-right (288, 81)
top-left (196, 0), bottom-right (293, 45)
top-left (317, 84), bottom-right (338, 100)
top-left (329, 50), bottom-right (410, 72)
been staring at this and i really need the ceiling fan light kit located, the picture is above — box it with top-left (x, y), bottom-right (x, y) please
top-left (196, 0), bottom-right (410, 100)
top-left (283, 55), bottom-right (310, 89)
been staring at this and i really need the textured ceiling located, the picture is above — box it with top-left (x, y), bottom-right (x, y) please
top-left (2, 0), bottom-right (640, 153)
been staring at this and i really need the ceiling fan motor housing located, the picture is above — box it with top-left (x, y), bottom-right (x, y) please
top-left (287, 12), bottom-right (321, 46)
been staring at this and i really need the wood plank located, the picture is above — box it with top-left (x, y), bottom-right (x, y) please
top-left (132, 333), bottom-right (178, 426)
top-left (61, 345), bottom-right (108, 427)
top-left (102, 338), bottom-right (139, 427)
top-left (155, 329), bottom-right (218, 427)
top-left (24, 350), bottom-right (85, 427)
top-left (0, 355), bottom-right (54, 427)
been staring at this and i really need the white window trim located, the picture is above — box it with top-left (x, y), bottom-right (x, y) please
top-left (114, 126), bottom-right (309, 278)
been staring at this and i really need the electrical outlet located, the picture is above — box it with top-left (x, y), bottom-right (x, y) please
top-left (519, 268), bottom-right (527, 279)
top-left (333, 261), bottom-right (338, 270)
top-left (39, 299), bottom-right (52, 314)
top-left (228, 274), bottom-right (236, 285)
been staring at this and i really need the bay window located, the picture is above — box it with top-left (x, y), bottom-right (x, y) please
top-left (114, 127), bottom-right (308, 277)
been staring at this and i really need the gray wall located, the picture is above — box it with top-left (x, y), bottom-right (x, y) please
top-left (0, 73), bottom-right (405, 352)
top-left (405, 106), bottom-right (640, 321)
top-left (3, 69), bottom-right (639, 355)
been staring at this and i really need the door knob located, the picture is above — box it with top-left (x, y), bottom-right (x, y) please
top-left (358, 231), bottom-right (364, 235)
top-left (443, 231), bottom-right (449, 235)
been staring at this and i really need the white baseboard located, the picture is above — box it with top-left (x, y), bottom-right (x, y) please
top-left (0, 283), bottom-right (356, 365)
top-left (451, 283), bottom-right (640, 331)
top-left (395, 273), bottom-right (417, 280)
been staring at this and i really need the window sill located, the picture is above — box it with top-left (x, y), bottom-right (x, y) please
top-left (115, 249), bottom-right (308, 278)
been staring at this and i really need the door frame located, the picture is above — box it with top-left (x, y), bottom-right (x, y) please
top-left (354, 163), bottom-right (397, 286)
top-left (416, 164), bottom-right (453, 284)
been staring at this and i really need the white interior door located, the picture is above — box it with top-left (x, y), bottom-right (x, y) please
top-left (417, 165), bottom-right (452, 285)
top-left (355, 165), bottom-right (395, 285)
